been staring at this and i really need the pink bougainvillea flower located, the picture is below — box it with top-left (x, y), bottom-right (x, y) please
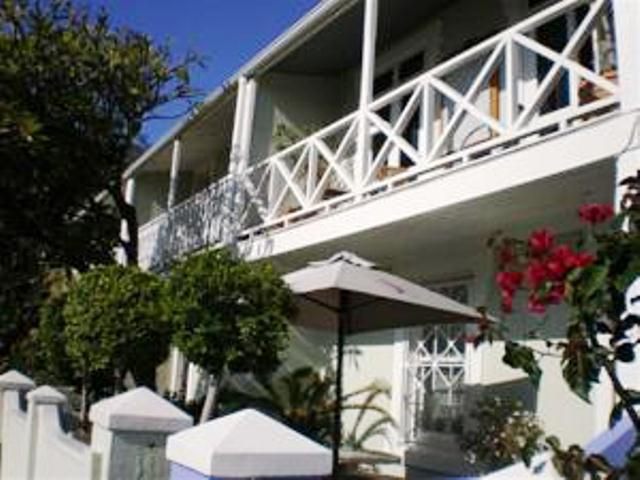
top-left (547, 283), bottom-right (566, 305)
top-left (524, 260), bottom-right (548, 289)
top-left (497, 271), bottom-right (523, 294)
top-left (528, 229), bottom-right (554, 256)
top-left (572, 252), bottom-right (595, 268)
top-left (501, 290), bottom-right (514, 313)
top-left (578, 204), bottom-right (614, 225)
top-left (527, 293), bottom-right (547, 315)
top-left (550, 244), bottom-right (574, 270)
top-left (498, 244), bottom-right (516, 269)
top-left (545, 258), bottom-right (567, 281)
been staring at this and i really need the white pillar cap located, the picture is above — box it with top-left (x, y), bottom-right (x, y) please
top-left (26, 386), bottom-right (66, 405)
top-left (0, 370), bottom-right (35, 391)
top-left (166, 408), bottom-right (332, 477)
top-left (89, 387), bottom-right (193, 433)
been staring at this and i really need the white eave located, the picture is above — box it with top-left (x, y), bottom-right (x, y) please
top-left (124, 0), bottom-right (357, 179)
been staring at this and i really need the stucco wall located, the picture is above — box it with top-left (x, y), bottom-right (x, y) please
top-left (250, 72), bottom-right (356, 163)
top-left (31, 405), bottom-right (91, 480)
top-left (135, 172), bottom-right (170, 225)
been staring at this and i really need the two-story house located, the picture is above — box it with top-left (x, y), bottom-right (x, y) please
top-left (124, 0), bottom-right (640, 476)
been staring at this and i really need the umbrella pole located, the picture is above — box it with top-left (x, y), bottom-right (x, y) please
top-left (332, 293), bottom-right (348, 477)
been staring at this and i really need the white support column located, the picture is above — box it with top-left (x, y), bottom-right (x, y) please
top-left (229, 77), bottom-right (248, 176)
top-left (238, 78), bottom-right (258, 174)
top-left (185, 363), bottom-right (205, 404)
top-left (168, 347), bottom-right (186, 396)
top-left (118, 177), bottom-right (136, 265)
top-left (356, 0), bottom-right (379, 191)
top-left (167, 138), bottom-right (182, 209)
top-left (613, 0), bottom-right (640, 111)
top-left (166, 139), bottom-right (185, 396)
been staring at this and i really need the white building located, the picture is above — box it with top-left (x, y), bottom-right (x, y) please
top-left (125, 0), bottom-right (640, 476)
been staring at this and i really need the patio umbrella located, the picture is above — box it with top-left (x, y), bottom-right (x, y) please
top-left (282, 251), bottom-right (488, 475)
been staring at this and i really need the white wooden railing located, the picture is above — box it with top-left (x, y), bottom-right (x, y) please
top-left (238, 0), bottom-right (619, 234)
top-left (138, 177), bottom-right (235, 269)
top-left (138, 0), bottom-right (621, 268)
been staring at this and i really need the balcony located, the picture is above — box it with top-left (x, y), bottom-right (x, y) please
top-left (139, 0), bottom-right (622, 270)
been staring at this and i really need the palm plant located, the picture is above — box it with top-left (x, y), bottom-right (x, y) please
top-left (220, 366), bottom-right (395, 452)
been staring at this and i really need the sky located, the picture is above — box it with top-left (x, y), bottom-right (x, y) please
top-left (87, 0), bottom-right (320, 144)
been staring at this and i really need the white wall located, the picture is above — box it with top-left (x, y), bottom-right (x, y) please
top-left (1, 391), bottom-right (29, 480)
top-left (30, 404), bottom-right (92, 480)
top-left (135, 172), bottom-right (169, 226)
top-left (250, 72), bottom-right (355, 163)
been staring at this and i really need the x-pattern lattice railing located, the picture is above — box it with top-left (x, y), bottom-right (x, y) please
top-left (239, 0), bottom-right (619, 234)
top-left (137, 0), bottom-right (622, 268)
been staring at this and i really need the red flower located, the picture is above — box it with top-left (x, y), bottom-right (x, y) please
top-left (497, 271), bottom-right (523, 294)
top-left (578, 204), bottom-right (614, 225)
top-left (572, 252), bottom-right (595, 268)
top-left (528, 229), bottom-right (554, 256)
top-left (501, 290), bottom-right (514, 313)
top-left (545, 258), bottom-right (567, 281)
top-left (528, 293), bottom-right (547, 315)
top-left (498, 244), bottom-right (517, 269)
top-left (551, 245), bottom-right (574, 268)
top-left (524, 260), bottom-right (548, 289)
top-left (547, 283), bottom-right (566, 304)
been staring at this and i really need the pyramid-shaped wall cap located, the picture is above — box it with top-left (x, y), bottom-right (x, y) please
top-left (166, 408), bottom-right (331, 477)
top-left (27, 386), bottom-right (66, 405)
top-left (0, 370), bottom-right (35, 391)
top-left (90, 387), bottom-right (193, 433)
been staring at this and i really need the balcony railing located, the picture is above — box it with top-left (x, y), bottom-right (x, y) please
top-left (139, 0), bottom-right (620, 268)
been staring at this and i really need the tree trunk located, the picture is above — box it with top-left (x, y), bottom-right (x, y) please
top-left (109, 186), bottom-right (138, 266)
top-left (199, 374), bottom-right (225, 424)
top-left (80, 376), bottom-right (88, 425)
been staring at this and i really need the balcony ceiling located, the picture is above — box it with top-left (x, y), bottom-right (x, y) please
top-left (274, 0), bottom-right (449, 75)
top-left (138, 93), bottom-right (235, 174)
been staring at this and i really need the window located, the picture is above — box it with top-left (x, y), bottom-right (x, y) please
top-left (404, 283), bottom-right (470, 443)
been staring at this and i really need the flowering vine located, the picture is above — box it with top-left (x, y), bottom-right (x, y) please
top-left (477, 171), bottom-right (640, 479)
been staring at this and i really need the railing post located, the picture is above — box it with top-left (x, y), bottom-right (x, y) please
top-left (0, 370), bottom-right (34, 480)
top-left (90, 387), bottom-right (193, 480)
top-left (356, 0), bottom-right (379, 191)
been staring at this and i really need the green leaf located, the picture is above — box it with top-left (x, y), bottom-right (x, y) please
top-left (503, 341), bottom-right (542, 388)
top-left (560, 339), bottom-right (602, 403)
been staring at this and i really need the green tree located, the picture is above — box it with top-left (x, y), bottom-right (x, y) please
top-left (168, 249), bottom-right (295, 423)
top-left (0, 0), bottom-right (200, 365)
top-left (63, 265), bottom-right (172, 419)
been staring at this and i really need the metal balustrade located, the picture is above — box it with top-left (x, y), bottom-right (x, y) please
top-left (138, 0), bottom-right (621, 268)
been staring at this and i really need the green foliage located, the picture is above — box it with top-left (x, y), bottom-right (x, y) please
top-left (545, 436), bottom-right (619, 480)
top-left (221, 366), bottom-right (395, 452)
top-left (0, 0), bottom-right (200, 364)
top-left (486, 171), bottom-right (640, 476)
top-left (460, 396), bottom-right (545, 473)
top-left (502, 341), bottom-right (542, 389)
top-left (168, 249), bottom-right (294, 378)
top-left (272, 123), bottom-right (318, 152)
top-left (63, 265), bottom-right (172, 388)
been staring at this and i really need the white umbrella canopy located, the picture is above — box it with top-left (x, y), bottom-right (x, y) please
top-left (283, 251), bottom-right (486, 332)
top-left (282, 251), bottom-right (487, 475)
